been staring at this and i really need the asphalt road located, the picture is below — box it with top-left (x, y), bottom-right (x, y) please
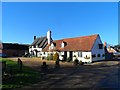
top-left (14, 60), bottom-right (120, 90)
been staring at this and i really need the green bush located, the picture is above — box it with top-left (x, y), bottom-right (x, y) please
top-left (67, 57), bottom-right (72, 62)
top-left (73, 58), bottom-right (79, 65)
top-left (47, 54), bottom-right (53, 60)
top-left (53, 52), bottom-right (59, 61)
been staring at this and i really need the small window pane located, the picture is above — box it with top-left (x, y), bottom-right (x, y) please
top-left (78, 52), bottom-right (82, 57)
top-left (99, 44), bottom-right (103, 49)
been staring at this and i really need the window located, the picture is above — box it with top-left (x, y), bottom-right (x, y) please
top-left (34, 45), bottom-right (36, 48)
top-left (92, 54), bottom-right (96, 58)
top-left (50, 43), bottom-right (54, 49)
top-left (97, 54), bottom-right (100, 57)
top-left (78, 52), bottom-right (82, 57)
top-left (61, 41), bottom-right (67, 48)
top-left (99, 44), bottom-right (103, 49)
top-left (102, 54), bottom-right (105, 57)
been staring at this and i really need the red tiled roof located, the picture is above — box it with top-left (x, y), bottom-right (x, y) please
top-left (43, 34), bottom-right (99, 52)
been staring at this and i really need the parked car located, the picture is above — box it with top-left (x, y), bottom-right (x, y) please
top-left (113, 52), bottom-right (120, 57)
top-left (0, 53), bottom-right (7, 58)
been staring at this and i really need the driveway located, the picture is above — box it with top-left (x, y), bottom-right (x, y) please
top-left (9, 58), bottom-right (120, 90)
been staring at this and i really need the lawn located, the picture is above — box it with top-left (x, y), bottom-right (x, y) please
top-left (0, 58), bottom-right (42, 90)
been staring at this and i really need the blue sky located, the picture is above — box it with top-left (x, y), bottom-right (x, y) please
top-left (2, 2), bottom-right (118, 45)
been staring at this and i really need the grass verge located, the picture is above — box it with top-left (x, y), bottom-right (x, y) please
top-left (0, 58), bottom-right (42, 90)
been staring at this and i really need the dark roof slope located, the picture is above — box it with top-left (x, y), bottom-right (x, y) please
top-left (43, 34), bottom-right (99, 52)
top-left (31, 36), bottom-right (52, 48)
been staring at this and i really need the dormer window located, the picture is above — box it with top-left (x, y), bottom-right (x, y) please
top-left (50, 43), bottom-right (56, 50)
top-left (61, 41), bottom-right (65, 48)
top-left (61, 41), bottom-right (67, 48)
top-left (51, 43), bottom-right (54, 49)
top-left (99, 44), bottom-right (103, 49)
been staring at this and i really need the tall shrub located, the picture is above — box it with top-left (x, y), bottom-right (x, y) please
top-left (53, 52), bottom-right (59, 61)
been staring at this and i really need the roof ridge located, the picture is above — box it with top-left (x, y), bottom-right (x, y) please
top-left (54, 34), bottom-right (99, 41)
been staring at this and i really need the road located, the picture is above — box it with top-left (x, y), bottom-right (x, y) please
top-left (9, 58), bottom-right (120, 90)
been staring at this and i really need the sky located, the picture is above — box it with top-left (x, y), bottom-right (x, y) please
top-left (2, 2), bottom-right (118, 45)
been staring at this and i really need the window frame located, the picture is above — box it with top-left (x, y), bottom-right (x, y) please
top-left (78, 52), bottom-right (82, 57)
top-left (99, 44), bottom-right (103, 49)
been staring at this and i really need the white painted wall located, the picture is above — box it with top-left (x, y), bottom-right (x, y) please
top-left (29, 47), bottom-right (42, 52)
top-left (29, 46), bottom-right (42, 56)
top-left (91, 36), bottom-right (105, 61)
top-left (73, 51), bottom-right (92, 63)
top-left (67, 51), bottom-right (70, 58)
top-left (82, 52), bottom-right (92, 63)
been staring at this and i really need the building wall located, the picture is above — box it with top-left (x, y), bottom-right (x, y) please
top-left (91, 36), bottom-right (105, 61)
top-left (67, 51), bottom-right (70, 58)
top-left (82, 52), bottom-right (92, 63)
top-left (73, 51), bottom-right (92, 63)
top-left (43, 51), bottom-right (92, 63)
top-left (29, 46), bottom-right (42, 56)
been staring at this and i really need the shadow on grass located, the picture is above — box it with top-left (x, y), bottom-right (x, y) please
top-left (1, 58), bottom-right (42, 90)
